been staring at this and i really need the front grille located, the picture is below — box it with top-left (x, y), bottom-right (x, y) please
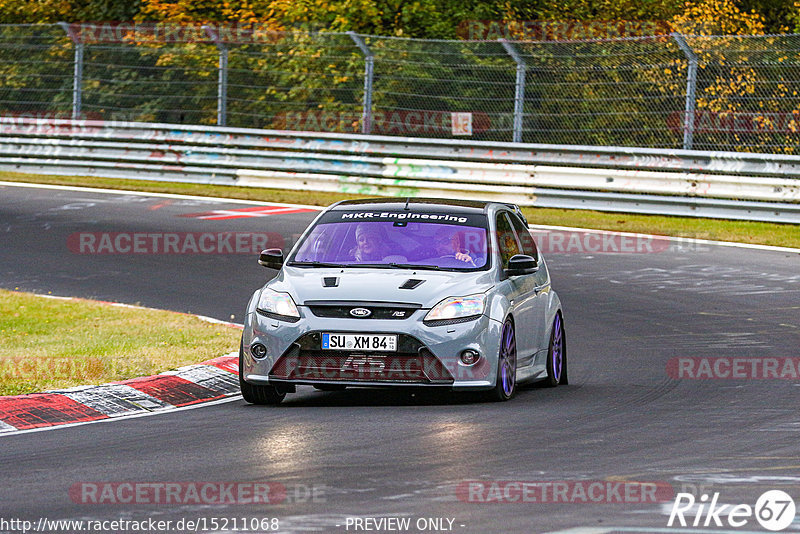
top-left (305, 301), bottom-right (422, 320)
top-left (269, 334), bottom-right (454, 384)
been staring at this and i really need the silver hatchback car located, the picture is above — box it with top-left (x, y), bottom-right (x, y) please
top-left (240, 198), bottom-right (566, 404)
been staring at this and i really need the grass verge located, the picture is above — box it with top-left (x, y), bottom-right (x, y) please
top-left (1, 171), bottom-right (799, 249)
top-left (0, 289), bottom-right (241, 396)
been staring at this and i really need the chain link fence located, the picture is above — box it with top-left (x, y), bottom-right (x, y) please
top-left (1, 23), bottom-right (800, 153)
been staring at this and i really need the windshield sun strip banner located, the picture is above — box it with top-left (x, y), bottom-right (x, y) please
top-left (319, 211), bottom-right (487, 227)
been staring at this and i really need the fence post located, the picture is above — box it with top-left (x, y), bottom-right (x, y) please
top-left (57, 22), bottom-right (83, 120)
top-left (347, 32), bottom-right (374, 135)
top-left (500, 39), bottom-right (526, 143)
top-left (672, 33), bottom-right (698, 150)
top-left (204, 26), bottom-right (228, 127)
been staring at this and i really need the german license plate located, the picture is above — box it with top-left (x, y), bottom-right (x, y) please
top-left (321, 333), bottom-right (397, 351)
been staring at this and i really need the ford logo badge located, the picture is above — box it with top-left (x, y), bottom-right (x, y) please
top-left (350, 307), bottom-right (371, 317)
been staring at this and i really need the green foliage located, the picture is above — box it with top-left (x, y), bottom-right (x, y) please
top-left (73, 0), bottom-right (143, 22)
top-left (531, 0), bottom-right (684, 22)
top-left (789, 0), bottom-right (800, 32)
top-left (0, 0), bottom-right (797, 38)
top-left (0, 0), bottom-right (143, 24)
top-left (1, 0), bottom-right (799, 152)
top-left (739, 0), bottom-right (796, 32)
top-left (0, 0), bottom-right (72, 23)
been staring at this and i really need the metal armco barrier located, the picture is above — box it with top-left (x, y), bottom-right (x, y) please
top-left (1, 117), bottom-right (799, 223)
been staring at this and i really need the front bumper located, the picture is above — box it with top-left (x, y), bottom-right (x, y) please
top-left (241, 308), bottom-right (502, 390)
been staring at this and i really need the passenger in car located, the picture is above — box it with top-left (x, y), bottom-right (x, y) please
top-left (351, 224), bottom-right (391, 261)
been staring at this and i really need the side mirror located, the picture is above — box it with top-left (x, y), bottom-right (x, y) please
top-left (506, 254), bottom-right (538, 276)
top-left (258, 248), bottom-right (284, 269)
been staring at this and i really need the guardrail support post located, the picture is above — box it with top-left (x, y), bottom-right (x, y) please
top-left (673, 33), bottom-right (698, 151)
top-left (500, 40), bottom-right (526, 143)
top-left (205, 26), bottom-right (228, 127)
top-left (348, 32), bottom-right (374, 135)
top-left (58, 22), bottom-right (83, 120)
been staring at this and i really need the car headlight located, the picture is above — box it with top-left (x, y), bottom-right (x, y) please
top-left (257, 289), bottom-right (300, 321)
top-left (424, 293), bottom-right (486, 324)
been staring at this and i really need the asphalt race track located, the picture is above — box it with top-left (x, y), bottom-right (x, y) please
top-left (1, 182), bottom-right (799, 534)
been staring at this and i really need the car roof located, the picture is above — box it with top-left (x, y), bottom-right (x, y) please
top-left (330, 197), bottom-right (517, 215)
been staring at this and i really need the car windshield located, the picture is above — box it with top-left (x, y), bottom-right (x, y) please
top-left (290, 212), bottom-right (489, 270)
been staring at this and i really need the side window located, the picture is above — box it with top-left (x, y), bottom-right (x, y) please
top-left (495, 212), bottom-right (520, 269)
top-left (509, 213), bottom-right (538, 261)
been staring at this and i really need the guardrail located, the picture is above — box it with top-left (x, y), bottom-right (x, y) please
top-left (1, 117), bottom-right (799, 223)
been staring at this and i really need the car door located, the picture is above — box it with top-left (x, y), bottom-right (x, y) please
top-left (508, 213), bottom-right (550, 359)
top-left (495, 211), bottom-right (539, 368)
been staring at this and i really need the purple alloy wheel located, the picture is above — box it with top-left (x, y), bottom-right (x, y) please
top-left (551, 314), bottom-right (563, 383)
top-left (499, 320), bottom-right (517, 396)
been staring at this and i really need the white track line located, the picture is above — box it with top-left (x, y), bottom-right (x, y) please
top-left (3, 180), bottom-right (797, 254)
top-left (0, 180), bottom-right (321, 210)
top-left (529, 223), bottom-right (800, 254)
top-left (29, 293), bottom-right (243, 328)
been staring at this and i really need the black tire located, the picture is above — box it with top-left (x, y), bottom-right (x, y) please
top-left (543, 312), bottom-right (567, 387)
top-left (239, 338), bottom-right (285, 405)
top-left (488, 318), bottom-right (517, 401)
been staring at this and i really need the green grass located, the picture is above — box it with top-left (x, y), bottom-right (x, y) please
top-left (520, 207), bottom-right (800, 249)
top-left (0, 289), bottom-right (241, 396)
top-left (1, 171), bottom-right (798, 248)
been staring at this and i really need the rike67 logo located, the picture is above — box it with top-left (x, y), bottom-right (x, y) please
top-left (668, 490), bottom-right (796, 531)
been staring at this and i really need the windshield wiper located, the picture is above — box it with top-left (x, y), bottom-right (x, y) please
top-left (345, 263), bottom-right (394, 269)
top-left (287, 261), bottom-right (346, 268)
top-left (347, 263), bottom-right (442, 270)
top-left (387, 263), bottom-right (441, 271)
top-left (296, 262), bottom-right (444, 270)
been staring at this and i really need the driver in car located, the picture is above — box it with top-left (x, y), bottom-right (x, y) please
top-left (433, 228), bottom-right (474, 264)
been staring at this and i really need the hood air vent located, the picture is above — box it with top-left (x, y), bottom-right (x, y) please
top-left (399, 279), bottom-right (425, 290)
top-left (323, 277), bottom-right (339, 287)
